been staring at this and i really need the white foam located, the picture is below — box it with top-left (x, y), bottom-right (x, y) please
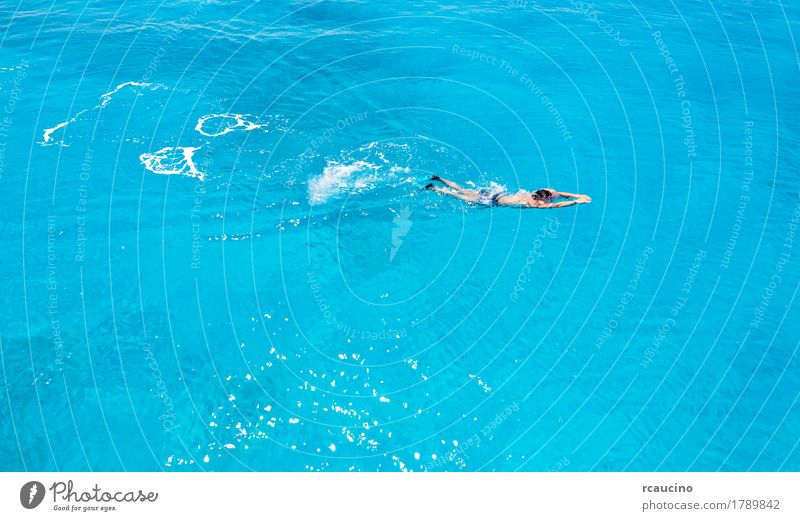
top-left (487, 181), bottom-right (508, 193)
top-left (195, 113), bottom-right (269, 137)
top-left (98, 81), bottom-right (152, 108)
top-left (42, 115), bottom-right (85, 144)
top-left (306, 141), bottom-right (418, 205)
top-left (308, 160), bottom-right (380, 205)
top-left (42, 81), bottom-right (157, 144)
top-left (139, 146), bottom-right (204, 180)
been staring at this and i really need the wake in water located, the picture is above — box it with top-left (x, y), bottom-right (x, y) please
top-left (307, 142), bottom-right (413, 205)
top-left (41, 81), bottom-right (160, 145)
top-left (309, 161), bottom-right (380, 205)
top-left (139, 146), bottom-right (204, 180)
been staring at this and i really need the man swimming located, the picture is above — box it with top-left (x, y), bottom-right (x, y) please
top-left (425, 175), bottom-right (591, 208)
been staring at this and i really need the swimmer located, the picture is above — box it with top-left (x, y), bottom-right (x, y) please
top-left (425, 175), bottom-right (591, 208)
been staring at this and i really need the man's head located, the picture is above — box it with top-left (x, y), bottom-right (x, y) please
top-left (531, 189), bottom-right (555, 202)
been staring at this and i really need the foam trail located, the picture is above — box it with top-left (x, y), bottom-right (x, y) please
top-left (98, 81), bottom-right (152, 107)
top-left (42, 111), bottom-right (87, 143)
top-left (308, 160), bottom-right (379, 205)
top-left (307, 142), bottom-right (419, 205)
top-left (195, 113), bottom-right (268, 137)
top-left (139, 146), bottom-right (204, 180)
top-left (42, 81), bottom-right (156, 144)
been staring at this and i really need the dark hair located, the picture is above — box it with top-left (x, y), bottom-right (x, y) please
top-left (532, 189), bottom-right (554, 201)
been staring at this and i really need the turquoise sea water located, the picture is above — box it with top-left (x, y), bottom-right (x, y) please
top-left (1, 1), bottom-right (799, 471)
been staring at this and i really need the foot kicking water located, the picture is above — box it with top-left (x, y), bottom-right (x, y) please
top-left (425, 175), bottom-right (591, 208)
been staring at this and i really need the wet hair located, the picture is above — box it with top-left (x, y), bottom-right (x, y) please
top-left (532, 189), bottom-right (555, 201)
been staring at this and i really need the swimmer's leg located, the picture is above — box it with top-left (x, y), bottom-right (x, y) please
top-left (428, 185), bottom-right (479, 203)
top-left (431, 176), bottom-right (465, 191)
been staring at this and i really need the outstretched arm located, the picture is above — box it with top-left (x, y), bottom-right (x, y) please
top-left (541, 198), bottom-right (589, 208)
top-left (556, 190), bottom-right (591, 201)
top-left (544, 200), bottom-right (581, 208)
